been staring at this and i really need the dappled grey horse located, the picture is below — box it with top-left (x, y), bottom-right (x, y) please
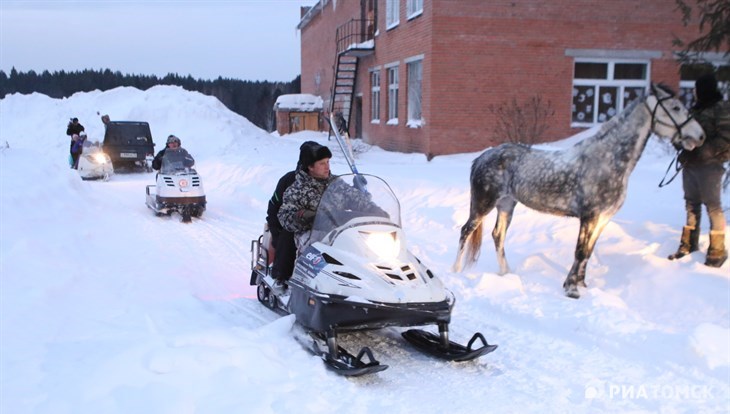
top-left (453, 84), bottom-right (705, 299)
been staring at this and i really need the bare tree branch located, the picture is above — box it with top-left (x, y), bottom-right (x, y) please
top-left (488, 95), bottom-right (555, 146)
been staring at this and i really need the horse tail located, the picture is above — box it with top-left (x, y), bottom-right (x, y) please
top-left (453, 148), bottom-right (504, 272)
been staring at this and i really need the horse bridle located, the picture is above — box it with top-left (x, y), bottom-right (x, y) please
top-left (645, 92), bottom-right (695, 141)
top-left (646, 92), bottom-right (695, 188)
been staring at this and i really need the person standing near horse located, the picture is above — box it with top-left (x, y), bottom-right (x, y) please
top-left (668, 73), bottom-right (729, 267)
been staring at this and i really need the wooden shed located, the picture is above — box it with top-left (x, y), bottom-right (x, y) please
top-left (274, 94), bottom-right (324, 135)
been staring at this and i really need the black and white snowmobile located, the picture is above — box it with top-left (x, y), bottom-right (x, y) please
top-left (145, 149), bottom-right (206, 223)
top-left (250, 173), bottom-right (497, 376)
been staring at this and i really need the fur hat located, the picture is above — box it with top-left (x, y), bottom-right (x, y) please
top-left (297, 141), bottom-right (319, 169)
top-left (300, 143), bottom-right (332, 169)
top-left (695, 73), bottom-right (723, 108)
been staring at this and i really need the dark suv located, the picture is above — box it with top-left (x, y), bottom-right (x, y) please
top-left (103, 121), bottom-right (155, 170)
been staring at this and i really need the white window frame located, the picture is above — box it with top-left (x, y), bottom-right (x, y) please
top-left (370, 69), bottom-right (381, 123)
top-left (386, 0), bottom-right (400, 30)
top-left (407, 0), bottom-right (423, 19)
top-left (387, 64), bottom-right (399, 124)
top-left (406, 57), bottom-right (423, 127)
top-left (571, 58), bottom-right (650, 127)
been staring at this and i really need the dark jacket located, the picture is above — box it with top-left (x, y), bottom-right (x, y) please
top-left (152, 147), bottom-right (194, 171)
top-left (680, 100), bottom-right (730, 166)
top-left (66, 122), bottom-right (85, 137)
top-left (267, 170), bottom-right (297, 236)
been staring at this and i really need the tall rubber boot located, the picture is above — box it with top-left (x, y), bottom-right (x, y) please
top-left (705, 231), bottom-right (728, 268)
top-left (667, 226), bottom-right (700, 260)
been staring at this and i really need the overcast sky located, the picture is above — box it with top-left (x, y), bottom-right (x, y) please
top-left (0, 0), bottom-right (308, 82)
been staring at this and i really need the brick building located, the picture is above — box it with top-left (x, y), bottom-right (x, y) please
top-left (297, 0), bottom-right (728, 157)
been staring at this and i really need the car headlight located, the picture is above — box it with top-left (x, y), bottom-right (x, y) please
top-left (360, 231), bottom-right (400, 260)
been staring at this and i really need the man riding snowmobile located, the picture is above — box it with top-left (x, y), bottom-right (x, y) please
top-left (152, 135), bottom-right (193, 171)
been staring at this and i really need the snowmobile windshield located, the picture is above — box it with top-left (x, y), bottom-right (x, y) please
top-left (81, 140), bottom-right (105, 153)
top-left (311, 174), bottom-right (401, 245)
top-left (160, 148), bottom-right (196, 174)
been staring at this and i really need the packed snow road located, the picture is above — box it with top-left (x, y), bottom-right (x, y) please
top-left (70, 166), bottom-right (726, 413)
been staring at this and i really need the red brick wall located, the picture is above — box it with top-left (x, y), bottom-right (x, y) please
top-left (301, 1), bottom-right (364, 107)
top-left (357, 0), bottom-right (433, 154)
top-left (300, 0), bottom-right (704, 157)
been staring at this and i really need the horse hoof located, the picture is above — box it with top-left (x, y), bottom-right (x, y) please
top-left (564, 285), bottom-right (580, 299)
top-left (578, 280), bottom-right (587, 288)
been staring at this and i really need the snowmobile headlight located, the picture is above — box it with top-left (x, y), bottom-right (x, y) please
top-left (179, 178), bottom-right (189, 188)
top-left (91, 153), bottom-right (107, 164)
top-left (361, 231), bottom-right (400, 260)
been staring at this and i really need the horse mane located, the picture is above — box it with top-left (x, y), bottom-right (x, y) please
top-left (591, 83), bottom-right (674, 140)
top-left (592, 97), bottom-right (642, 139)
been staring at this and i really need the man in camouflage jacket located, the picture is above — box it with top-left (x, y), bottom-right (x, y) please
top-left (669, 73), bottom-right (729, 267)
top-left (278, 144), bottom-right (385, 265)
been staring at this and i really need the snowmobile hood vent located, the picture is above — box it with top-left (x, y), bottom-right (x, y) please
top-left (322, 253), bottom-right (342, 265)
top-left (333, 271), bottom-right (361, 280)
top-left (375, 263), bottom-right (418, 282)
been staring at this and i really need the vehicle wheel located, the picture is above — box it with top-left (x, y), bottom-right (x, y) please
top-left (257, 282), bottom-right (270, 304)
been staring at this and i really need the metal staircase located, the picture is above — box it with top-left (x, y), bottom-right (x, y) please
top-left (328, 18), bottom-right (375, 139)
top-left (330, 54), bottom-right (358, 135)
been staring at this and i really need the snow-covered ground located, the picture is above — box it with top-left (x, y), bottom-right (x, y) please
top-left (1, 86), bottom-right (728, 413)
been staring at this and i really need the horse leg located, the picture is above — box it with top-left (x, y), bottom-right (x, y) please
top-left (563, 215), bottom-right (611, 299)
top-left (492, 197), bottom-right (516, 275)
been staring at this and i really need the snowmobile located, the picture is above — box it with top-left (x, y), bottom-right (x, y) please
top-left (250, 173), bottom-right (497, 376)
top-left (145, 149), bottom-right (206, 223)
top-left (77, 139), bottom-right (114, 181)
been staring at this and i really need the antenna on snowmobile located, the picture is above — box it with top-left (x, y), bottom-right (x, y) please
top-left (328, 113), bottom-right (368, 192)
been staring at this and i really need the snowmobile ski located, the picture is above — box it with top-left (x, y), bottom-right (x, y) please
top-left (307, 331), bottom-right (389, 377)
top-left (402, 329), bottom-right (498, 362)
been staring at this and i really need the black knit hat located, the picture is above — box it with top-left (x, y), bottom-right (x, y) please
top-left (695, 73), bottom-right (723, 108)
top-left (301, 144), bottom-right (332, 169)
top-left (297, 141), bottom-right (319, 169)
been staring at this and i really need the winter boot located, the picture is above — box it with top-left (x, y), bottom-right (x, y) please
top-left (667, 226), bottom-right (700, 260)
top-left (705, 230), bottom-right (728, 268)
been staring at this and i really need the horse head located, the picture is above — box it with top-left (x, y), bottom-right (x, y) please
top-left (646, 83), bottom-right (705, 151)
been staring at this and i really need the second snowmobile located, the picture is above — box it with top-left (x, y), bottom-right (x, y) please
top-left (77, 139), bottom-right (114, 181)
top-left (250, 173), bottom-right (497, 376)
top-left (145, 148), bottom-right (206, 223)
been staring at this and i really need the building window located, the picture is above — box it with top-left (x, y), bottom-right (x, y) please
top-left (572, 60), bottom-right (649, 126)
top-left (407, 59), bottom-right (422, 127)
top-left (387, 66), bottom-right (399, 124)
top-left (407, 0), bottom-right (423, 19)
top-left (370, 70), bottom-right (381, 123)
top-left (679, 63), bottom-right (730, 108)
top-left (386, 0), bottom-right (399, 29)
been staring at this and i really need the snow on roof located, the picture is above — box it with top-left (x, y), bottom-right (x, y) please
top-left (274, 93), bottom-right (323, 112)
